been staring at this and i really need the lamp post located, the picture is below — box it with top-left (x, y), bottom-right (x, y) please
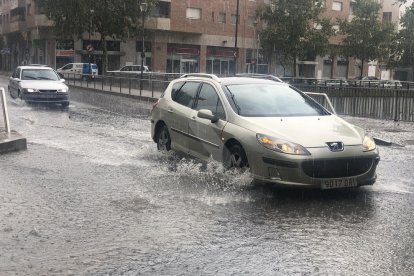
top-left (233, 0), bottom-right (240, 75)
top-left (140, 1), bottom-right (148, 95)
top-left (88, 9), bottom-right (94, 79)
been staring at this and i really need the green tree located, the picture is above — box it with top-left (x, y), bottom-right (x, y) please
top-left (389, 3), bottom-right (414, 80)
top-left (259, 0), bottom-right (332, 77)
top-left (338, 0), bottom-right (395, 78)
top-left (35, 0), bottom-right (157, 73)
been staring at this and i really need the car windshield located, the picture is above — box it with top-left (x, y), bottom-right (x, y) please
top-left (225, 83), bottom-right (330, 117)
top-left (21, 69), bottom-right (60, 81)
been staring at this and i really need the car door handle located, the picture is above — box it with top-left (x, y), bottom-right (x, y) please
top-left (191, 116), bottom-right (196, 120)
top-left (167, 109), bottom-right (174, 113)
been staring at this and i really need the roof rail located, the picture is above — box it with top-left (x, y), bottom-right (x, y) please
top-left (235, 73), bottom-right (284, 83)
top-left (180, 73), bottom-right (221, 82)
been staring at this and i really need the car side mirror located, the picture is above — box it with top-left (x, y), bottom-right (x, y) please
top-left (197, 109), bottom-right (219, 123)
top-left (60, 79), bottom-right (66, 83)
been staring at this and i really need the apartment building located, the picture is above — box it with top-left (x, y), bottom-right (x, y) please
top-left (0, 0), bottom-right (401, 79)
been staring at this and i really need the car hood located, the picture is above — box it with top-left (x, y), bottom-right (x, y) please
top-left (20, 80), bottom-right (68, 90)
top-left (239, 115), bottom-right (364, 148)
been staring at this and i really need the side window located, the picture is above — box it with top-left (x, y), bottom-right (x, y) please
top-left (62, 64), bottom-right (73, 70)
top-left (173, 82), bottom-right (200, 108)
top-left (196, 83), bottom-right (226, 120)
top-left (13, 68), bottom-right (21, 78)
top-left (170, 81), bottom-right (185, 99)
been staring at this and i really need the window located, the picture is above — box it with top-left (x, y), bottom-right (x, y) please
top-left (195, 84), bottom-right (225, 119)
top-left (231, 14), bottom-right (239, 25)
top-left (383, 12), bottom-right (392, 23)
top-left (248, 16), bottom-right (257, 27)
top-left (218, 12), bottom-right (226, 23)
top-left (332, 1), bottom-right (342, 11)
top-left (186, 8), bottom-right (201, 20)
top-left (173, 82), bottom-right (200, 108)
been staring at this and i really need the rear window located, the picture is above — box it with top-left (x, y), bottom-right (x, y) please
top-left (225, 83), bottom-right (329, 117)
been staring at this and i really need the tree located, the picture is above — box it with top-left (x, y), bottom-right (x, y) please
top-left (35, 0), bottom-right (158, 73)
top-left (389, 3), bottom-right (414, 80)
top-left (259, 0), bottom-right (332, 77)
top-left (338, 0), bottom-right (395, 78)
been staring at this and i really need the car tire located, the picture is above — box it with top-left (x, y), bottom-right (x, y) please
top-left (156, 125), bottom-right (171, 151)
top-left (224, 143), bottom-right (249, 169)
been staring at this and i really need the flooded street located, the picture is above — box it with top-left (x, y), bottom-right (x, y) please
top-left (1, 81), bottom-right (413, 275)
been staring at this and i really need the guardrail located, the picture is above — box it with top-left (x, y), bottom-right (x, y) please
top-left (62, 73), bottom-right (414, 122)
top-left (1, 87), bottom-right (10, 133)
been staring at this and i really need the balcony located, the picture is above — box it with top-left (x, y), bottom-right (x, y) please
top-left (26, 14), bottom-right (54, 29)
top-left (146, 17), bottom-right (170, 31)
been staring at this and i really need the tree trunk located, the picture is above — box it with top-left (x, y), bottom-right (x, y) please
top-left (360, 59), bottom-right (364, 78)
top-left (293, 56), bottom-right (297, 77)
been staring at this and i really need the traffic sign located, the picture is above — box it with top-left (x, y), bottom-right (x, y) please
top-left (86, 44), bottom-right (94, 52)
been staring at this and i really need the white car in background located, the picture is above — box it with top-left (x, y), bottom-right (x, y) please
top-left (8, 65), bottom-right (70, 107)
top-left (106, 65), bottom-right (152, 76)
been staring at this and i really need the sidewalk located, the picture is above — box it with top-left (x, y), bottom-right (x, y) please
top-left (0, 129), bottom-right (27, 154)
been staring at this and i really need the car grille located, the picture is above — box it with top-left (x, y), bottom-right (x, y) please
top-left (39, 90), bottom-right (58, 93)
top-left (302, 158), bottom-right (374, 178)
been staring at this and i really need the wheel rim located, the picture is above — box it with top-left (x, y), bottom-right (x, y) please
top-left (230, 152), bottom-right (243, 168)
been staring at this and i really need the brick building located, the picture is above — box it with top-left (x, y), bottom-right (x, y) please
top-left (0, 0), bottom-right (401, 79)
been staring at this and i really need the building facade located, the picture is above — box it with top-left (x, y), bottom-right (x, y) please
top-left (0, 0), bottom-right (401, 80)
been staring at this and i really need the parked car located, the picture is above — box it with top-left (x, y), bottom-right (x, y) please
top-left (151, 74), bottom-right (380, 189)
top-left (8, 65), bottom-right (70, 107)
top-left (57, 63), bottom-right (98, 79)
top-left (106, 65), bottom-right (152, 76)
top-left (324, 78), bottom-right (350, 88)
top-left (350, 76), bottom-right (380, 87)
top-left (382, 80), bottom-right (403, 89)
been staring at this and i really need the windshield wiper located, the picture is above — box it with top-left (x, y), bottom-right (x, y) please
top-left (228, 91), bottom-right (241, 115)
top-left (37, 77), bottom-right (54, 80)
top-left (23, 75), bottom-right (37, 80)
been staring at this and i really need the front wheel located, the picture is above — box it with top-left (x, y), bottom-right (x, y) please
top-left (156, 125), bottom-right (171, 151)
top-left (223, 143), bottom-right (248, 169)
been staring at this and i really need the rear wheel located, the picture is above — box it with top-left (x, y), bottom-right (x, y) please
top-left (156, 125), bottom-right (171, 151)
top-left (224, 143), bottom-right (248, 169)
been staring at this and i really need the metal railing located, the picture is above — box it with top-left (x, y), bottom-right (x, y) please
top-left (1, 87), bottom-right (11, 133)
top-left (62, 73), bottom-right (414, 122)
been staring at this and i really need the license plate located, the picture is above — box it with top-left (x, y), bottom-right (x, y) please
top-left (321, 178), bottom-right (358, 189)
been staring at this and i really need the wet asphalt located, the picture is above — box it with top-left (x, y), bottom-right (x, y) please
top-left (0, 79), bottom-right (413, 275)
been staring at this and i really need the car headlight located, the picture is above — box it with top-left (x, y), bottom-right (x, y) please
top-left (25, 88), bottom-right (39, 93)
top-left (57, 88), bottom-right (68, 93)
top-left (362, 135), bottom-right (376, 151)
top-left (256, 133), bottom-right (311, 155)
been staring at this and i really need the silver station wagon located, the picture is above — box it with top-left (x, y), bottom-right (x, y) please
top-left (151, 74), bottom-right (380, 189)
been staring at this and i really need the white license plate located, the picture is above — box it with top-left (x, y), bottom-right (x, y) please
top-left (321, 178), bottom-right (358, 189)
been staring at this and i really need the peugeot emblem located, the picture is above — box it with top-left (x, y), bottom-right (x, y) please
top-left (327, 142), bottom-right (344, 152)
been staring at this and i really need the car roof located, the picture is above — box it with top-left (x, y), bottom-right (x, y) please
top-left (178, 74), bottom-right (288, 86)
top-left (18, 66), bottom-right (55, 70)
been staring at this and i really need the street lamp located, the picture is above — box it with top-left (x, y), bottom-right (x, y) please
top-left (233, 0), bottom-right (240, 75)
top-left (88, 9), bottom-right (94, 79)
top-left (140, 1), bottom-right (148, 95)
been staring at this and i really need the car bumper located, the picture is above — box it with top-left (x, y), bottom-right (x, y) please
top-left (249, 145), bottom-right (380, 189)
top-left (22, 92), bottom-right (69, 103)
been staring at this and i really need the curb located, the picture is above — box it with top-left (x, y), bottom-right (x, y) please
top-left (0, 130), bottom-right (27, 154)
